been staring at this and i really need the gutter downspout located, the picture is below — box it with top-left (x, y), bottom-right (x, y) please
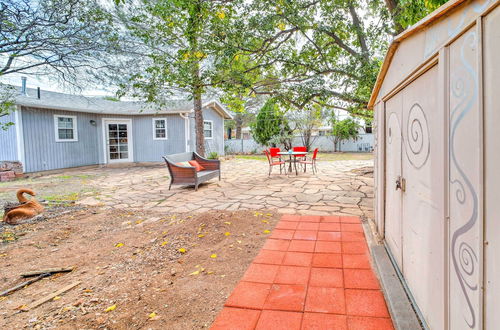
top-left (179, 113), bottom-right (190, 152)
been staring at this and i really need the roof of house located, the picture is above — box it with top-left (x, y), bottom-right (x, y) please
top-left (15, 87), bottom-right (233, 119)
top-left (368, 0), bottom-right (471, 108)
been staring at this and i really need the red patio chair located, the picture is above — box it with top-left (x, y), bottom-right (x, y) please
top-left (269, 147), bottom-right (282, 161)
top-left (299, 148), bottom-right (319, 174)
top-left (293, 146), bottom-right (307, 159)
top-left (292, 146), bottom-right (307, 170)
top-left (264, 149), bottom-right (285, 176)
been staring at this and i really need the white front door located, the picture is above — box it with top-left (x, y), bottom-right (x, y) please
top-left (103, 119), bottom-right (133, 163)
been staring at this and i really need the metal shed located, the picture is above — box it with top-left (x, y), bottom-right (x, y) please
top-left (369, 0), bottom-right (499, 329)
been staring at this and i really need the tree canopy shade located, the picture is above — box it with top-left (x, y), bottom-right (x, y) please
top-left (0, 0), bottom-right (118, 83)
top-left (218, 0), bottom-right (449, 119)
top-left (116, 0), bottom-right (245, 156)
top-left (0, 0), bottom-right (120, 125)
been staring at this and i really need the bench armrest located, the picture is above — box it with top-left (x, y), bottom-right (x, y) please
top-left (163, 156), bottom-right (197, 177)
top-left (194, 152), bottom-right (220, 171)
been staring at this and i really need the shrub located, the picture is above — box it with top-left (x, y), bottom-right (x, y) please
top-left (207, 151), bottom-right (219, 159)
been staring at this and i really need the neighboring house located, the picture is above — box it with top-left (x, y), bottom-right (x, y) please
top-left (0, 86), bottom-right (232, 173)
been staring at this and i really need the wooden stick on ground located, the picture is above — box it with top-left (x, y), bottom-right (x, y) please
top-left (21, 267), bottom-right (74, 278)
top-left (0, 273), bottom-right (51, 297)
top-left (27, 281), bottom-right (81, 310)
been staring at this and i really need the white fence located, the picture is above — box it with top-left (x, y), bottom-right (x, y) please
top-left (225, 134), bottom-right (374, 154)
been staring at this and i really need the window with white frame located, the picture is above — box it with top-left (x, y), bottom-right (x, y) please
top-left (204, 120), bottom-right (213, 139)
top-left (54, 115), bottom-right (77, 142)
top-left (153, 118), bottom-right (167, 140)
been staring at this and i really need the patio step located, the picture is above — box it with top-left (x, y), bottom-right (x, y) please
top-left (211, 214), bottom-right (394, 330)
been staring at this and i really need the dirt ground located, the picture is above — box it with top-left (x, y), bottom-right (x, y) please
top-left (0, 206), bottom-right (280, 329)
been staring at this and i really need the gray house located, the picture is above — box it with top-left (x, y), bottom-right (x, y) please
top-left (0, 87), bottom-right (232, 173)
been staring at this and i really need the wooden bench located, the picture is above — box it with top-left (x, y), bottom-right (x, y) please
top-left (163, 152), bottom-right (221, 191)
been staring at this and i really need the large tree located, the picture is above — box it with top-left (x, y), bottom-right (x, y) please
top-left (116, 0), bottom-right (245, 156)
top-left (219, 0), bottom-right (449, 120)
top-left (0, 0), bottom-right (120, 126)
top-left (0, 0), bottom-right (118, 83)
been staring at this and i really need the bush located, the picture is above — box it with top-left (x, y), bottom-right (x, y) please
top-left (207, 151), bottom-right (219, 159)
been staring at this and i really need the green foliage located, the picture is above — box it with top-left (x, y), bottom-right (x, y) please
top-left (329, 118), bottom-right (360, 152)
top-left (393, 0), bottom-right (449, 30)
top-left (0, 84), bottom-right (16, 130)
top-left (117, 0), bottom-right (239, 102)
top-left (251, 99), bottom-right (288, 147)
top-left (207, 151), bottom-right (219, 159)
top-left (102, 96), bottom-right (120, 102)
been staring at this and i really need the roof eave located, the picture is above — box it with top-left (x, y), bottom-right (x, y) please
top-left (16, 101), bottom-right (190, 115)
top-left (203, 100), bottom-right (233, 119)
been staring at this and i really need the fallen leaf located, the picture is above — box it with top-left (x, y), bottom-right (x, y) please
top-left (224, 221), bottom-right (232, 225)
top-left (105, 304), bottom-right (116, 312)
top-left (149, 312), bottom-right (157, 318)
top-left (210, 254), bottom-right (217, 259)
top-left (261, 220), bottom-right (269, 224)
top-left (53, 296), bottom-right (61, 301)
top-left (178, 248), bottom-right (186, 253)
top-left (161, 241), bottom-right (168, 246)
top-left (135, 220), bottom-right (143, 224)
top-left (224, 232), bottom-right (231, 236)
top-left (189, 270), bottom-right (200, 276)
top-left (198, 234), bottom-right (205, 238)
top-left (266, 213), bottom-right (272, 217)
top-left (115, 243), bottom-right (124, 248)
top-left (263, 230), bottom-right (271, 234)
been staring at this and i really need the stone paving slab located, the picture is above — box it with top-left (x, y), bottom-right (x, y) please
top-left (211, 214), bottom-right (394, 330)
top-left (76, 159), bottom-right (374, 219)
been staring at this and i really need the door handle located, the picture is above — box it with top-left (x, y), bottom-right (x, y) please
top-left (396, 176), bottom-right (406, 192)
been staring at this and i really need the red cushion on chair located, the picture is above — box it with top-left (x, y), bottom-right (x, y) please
top-left (188, 160), bottom-right (205, 172)
top-left (271, 161), bottom-right (285, 166)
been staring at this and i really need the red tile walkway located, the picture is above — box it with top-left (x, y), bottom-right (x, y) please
top-left (211, 215), bottom-right (394, 330)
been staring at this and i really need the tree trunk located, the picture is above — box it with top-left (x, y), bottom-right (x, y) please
top-left (188, 2), bottom-right (205, 156)
top-left (193, 82), bottom-right (205, 156)
top-left (235, 114), bottom-right (243, 139)
top-left (384, 0), bottom-right (404, 34)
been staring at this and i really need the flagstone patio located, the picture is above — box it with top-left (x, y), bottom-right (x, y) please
top-left (77, 159), bottom-right (374, 218)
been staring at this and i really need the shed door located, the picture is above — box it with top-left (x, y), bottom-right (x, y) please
top-left (384, 65), bottom-right (445, 329)
top-left (384, 93), bottom-right (403, 268)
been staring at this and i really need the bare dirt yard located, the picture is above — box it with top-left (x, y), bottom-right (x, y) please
top-left (0, 155), bottom-right (374, 329)
top-left (0, 206), bottom-right (280, 329)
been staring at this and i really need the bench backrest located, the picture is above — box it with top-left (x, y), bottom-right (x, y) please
top-left (163, 152), bottom-right (194, 164)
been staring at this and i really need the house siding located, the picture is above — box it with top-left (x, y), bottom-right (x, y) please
top-left (0, 111), bottom-right (17, 161)
top-left (22, 107), bottom-right (100, 172)
top-left (203, 106), bottom-right (224, 156)
top-left (132, 115), bottom-right (186, 162)
top-left (14, 104), bottom-right (225, 172)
